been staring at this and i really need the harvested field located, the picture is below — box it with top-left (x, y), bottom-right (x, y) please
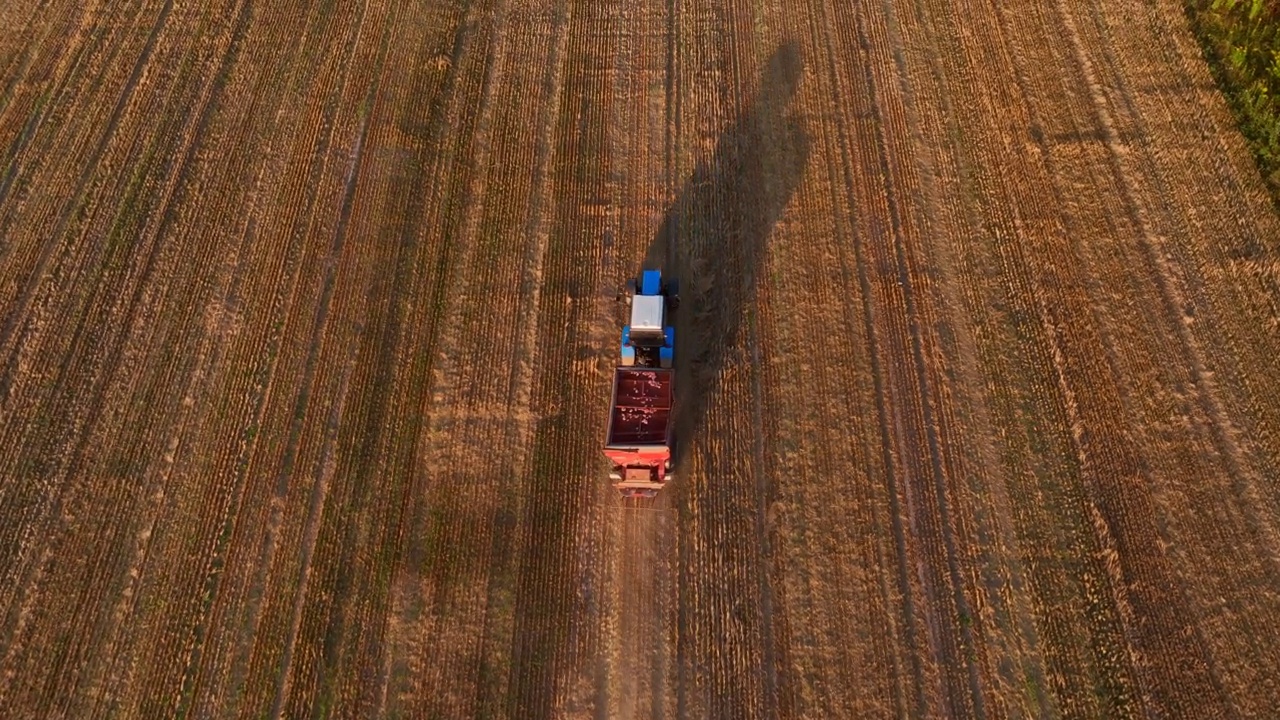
top-left (2, 0), bottom-right (1279, 717)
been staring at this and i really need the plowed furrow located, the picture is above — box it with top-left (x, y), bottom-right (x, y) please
top-left (382, 0), bottom-right (574, 717)
top-left (2, 1), bottom-right (261, 714)
top-left (125, 5), bottom-right (386, 712)
top-left (265, 18), bottom-right (392, 720)
top-left (0, 0), bottom-right (173, 368)
top-left (985, 1), bottom-right (1236, 715)
top-left (3, 0), bottom-right (1280, 716)
top-left (0, 2), bottom-right (251, 708)
top-left (504, 0), bottom-right (613, 714)
top-left (901, 0), bottom-right (1152, 712)
top-left (1068, 1), bottom-right (1280, 713)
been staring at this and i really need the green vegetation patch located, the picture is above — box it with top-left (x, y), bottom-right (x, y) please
top-left (1186, 0), bottom-right (1280, 197)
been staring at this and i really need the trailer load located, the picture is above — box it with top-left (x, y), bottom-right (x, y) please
top-left (604, 269), bottom-right (678, 499)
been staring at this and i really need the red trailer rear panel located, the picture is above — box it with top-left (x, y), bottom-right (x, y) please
top-left (604, 367), bottom-right (674, 498)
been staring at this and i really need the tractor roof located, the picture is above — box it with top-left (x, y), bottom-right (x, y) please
top-left (630, 294), bottom-right (664, 333)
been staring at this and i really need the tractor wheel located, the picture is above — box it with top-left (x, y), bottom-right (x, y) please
top-left (665, 278), bottom-right (680, 310)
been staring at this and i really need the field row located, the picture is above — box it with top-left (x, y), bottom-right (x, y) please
top-left (1, 0), bottom-right (1279, 717)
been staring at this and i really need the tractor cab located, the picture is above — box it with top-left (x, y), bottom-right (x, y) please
top-left (619, 269), bottom-right (677, 369)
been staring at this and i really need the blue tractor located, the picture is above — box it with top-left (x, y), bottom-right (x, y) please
top-left (618, 269), bottom-right (678, 369)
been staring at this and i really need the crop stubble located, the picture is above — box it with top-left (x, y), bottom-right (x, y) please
top-left (1, 0), bottom-right (1279, 717)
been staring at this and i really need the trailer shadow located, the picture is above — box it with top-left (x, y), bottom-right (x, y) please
top-left (642, 40), bottom-right (809, 472)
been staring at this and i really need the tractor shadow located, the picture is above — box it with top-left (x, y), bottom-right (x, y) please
top-left (642, 40), bottom-right (810, 473)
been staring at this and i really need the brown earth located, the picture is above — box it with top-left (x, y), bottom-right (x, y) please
top-left (1, 0), bottom-right (1279, 717)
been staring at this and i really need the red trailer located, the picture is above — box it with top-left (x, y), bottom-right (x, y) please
top-left (604, 367), bottom-right (674, 499)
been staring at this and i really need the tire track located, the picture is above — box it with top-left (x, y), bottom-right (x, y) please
top-left (0, 2), bottom-right (250, 706)
top-left (171, 5), bottom-right (383, 715)
top-left (887, 0), bottom-right (1047, 714)
top-left (367, 5), bottom-right (480, 703)
top-left (730, 16), bottom-right (785, 720)
top-left (1075, 0), bottom-right (1280, 560)
top-left (0, 0), bottom-right (55, 99)
top-left (990, 1), bottom-right (1232, 715)
top-left (889, 0), bottom-right (1063, 713)
top-left (1069, 2), bottom-right (1280, 713)
top-left (126, 6), bottom-right (344, 715)
top-left (500, 0), bottom-right (600, 713)
top-left (595, 1), bottom-right (682, 716)
top-left (670, 4), bottom-right (780, 713)
top-left (921, 0), bottom-right (1146, 713)
top-left (297, 3), bottom-right (486, 713)
top-left (659, 3), bottom-right (695, 718)
top-left (34, 0), bottom-right (264, 713)
top-left (853, 0), bottom-right (988, 714)
top-left (262, 78), bottom-right (373, 720)
top-left (381, 0), bottom-right (582, 716)
top-left (771, 6), bottom-right (928, 717)
top-left (0, 0), bottom-right (117, 220)
top-left (807, 0), bottom-right (932, 713)
top-left (1013, 1), bottom-right (1261, 714)
top-left (389, 0), bottom-right (515, 712)
top-left (265, 22), bottom-right (387, 712)
top-left (0, 0), bottom-right (174, 370)
top-left (0, 0), bottom-right (88, 197)
top-left (363, 0), bottom-right (506, 714)
top-left (716, 9), bottom-right (788, 718)
top-left (156, 9), bottom-right (371, 712)
top-left (0, 0), bottom-right (150, 517)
